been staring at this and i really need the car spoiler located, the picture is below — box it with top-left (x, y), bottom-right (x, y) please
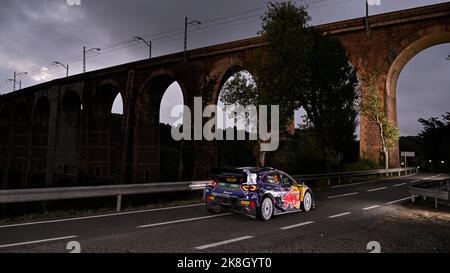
top-left (210, 167), bottom-right (247, 184)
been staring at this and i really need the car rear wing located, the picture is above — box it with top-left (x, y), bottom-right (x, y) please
top-left (210, 167), bottom-right (247, 184)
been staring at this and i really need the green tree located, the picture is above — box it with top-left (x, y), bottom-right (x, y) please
top-left (221, 1), bottom-right (359, 168)
top-left (418, 113), bottom-right (450, 172)
top-left (300, 32), bottom-right (359, 158)
top-left (360, 74), bottom-right (399, 169)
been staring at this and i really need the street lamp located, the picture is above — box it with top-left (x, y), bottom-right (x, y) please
top-left (133, 36), bottom-right (152, 59)
top-left (52, 61), bottom-right (69, 77)
top-left (184, 17), bottom-right (202, 53)
top-left (83, 46), bottom-right (101, 73)
top-left (7, 71), bottom-right (28, 91)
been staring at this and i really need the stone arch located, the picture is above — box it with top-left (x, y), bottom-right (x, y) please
top-left (86, 83), bottom-right (125, 184)
top-left (208, 57), bottom-right (255, 105)
top-left (134, 71), bottom-right (187, 182)
top-left (209, 58), bottom-right (260, 168)
top-left (386, 30), bottom-right (450, 125)
top-left (54, 90), bottom-right (82, 187)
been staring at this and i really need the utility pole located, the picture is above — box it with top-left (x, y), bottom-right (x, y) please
top-left (13, 71), bottom-right (16, 91)
top-left (83, 46), bottom-right (86, 73)
top-left (83, 46), bottom-right (101, 73)
top-left (184, 17), bottom-right (188, 53)
top-left (184, 17), bottom-right (202, 54)
top-left (52, 61), bottom-right (69, 77)
top-left (133, 36), bottom-right (152, 58)
top-left (8, 71), bottom-right (28, 91)
top-left (365, 0), bottom-right (371, 33)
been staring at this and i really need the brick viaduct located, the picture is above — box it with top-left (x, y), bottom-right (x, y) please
top-left (1, 2), bottom-right (449, 189)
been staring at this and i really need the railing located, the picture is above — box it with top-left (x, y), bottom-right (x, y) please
top-left (0, 168), bottom-right (418, 212)
top-left (410, 178), bottom-right (449, 209)
top-left (293, 167), bottom-right (418, 187)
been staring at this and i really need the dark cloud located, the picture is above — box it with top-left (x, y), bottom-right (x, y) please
top-left (0, 0), bottom-right (449, 135)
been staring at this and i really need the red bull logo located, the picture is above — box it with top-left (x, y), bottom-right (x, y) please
top-left (282, 187), bottom-right (300, 209)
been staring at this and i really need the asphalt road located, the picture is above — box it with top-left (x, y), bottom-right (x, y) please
top-left (0, 173), bottom-right (449, 253)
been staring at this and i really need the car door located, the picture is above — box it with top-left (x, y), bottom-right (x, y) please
top-left (280, 173), bottom-right (301, 211)
top-left (262, 172), bottom-right (283, 208)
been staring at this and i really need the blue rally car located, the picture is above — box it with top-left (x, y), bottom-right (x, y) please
top-left (204, 167), bottom-right (315, 221)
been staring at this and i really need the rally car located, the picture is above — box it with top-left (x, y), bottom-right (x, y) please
top-left (204, 167), bottom-right (315, 221)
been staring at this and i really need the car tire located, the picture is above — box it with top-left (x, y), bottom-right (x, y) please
top-left (301, 191), bottom-right (313, 212)
top-left (257, 196), bottom-right (274, 221)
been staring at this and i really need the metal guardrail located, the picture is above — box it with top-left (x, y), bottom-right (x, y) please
top-left (0, 181), bottom-right (209, 212)
top-left (293, 167), bottom-right (418, 187)
top-left (410, 178), bottom-right (449, 209)
top-left (0, 168), bottom-right (417, 212)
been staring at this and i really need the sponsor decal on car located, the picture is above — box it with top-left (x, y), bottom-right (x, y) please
top-left (281, 187), bottom-right (300, 210)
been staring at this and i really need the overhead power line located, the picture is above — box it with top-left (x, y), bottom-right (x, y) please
top-left (0, 0), bottom-right (363, 92)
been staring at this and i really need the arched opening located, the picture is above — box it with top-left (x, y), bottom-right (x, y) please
top-left (159, 81), bottom-right (184, 181)
top-left (386, 32), bottom-right (450, 168)
top-left (136, 75), bottom-right (186, 182)
top-left (87, 84), bottom-right (124, 185)
top-left (29, 97), bottom-right (50, 188)
top-left (9, 101), bottom-right (29, 189)
top-left (396, 43), bottom-right (450, 171)
top-left (55, 91), bottom-right (82, 187)
top-left (216, 67), bottom-right (258, 167)
top-left (386, 32), bottom-right (450, 124)
top-left (0, 105), bottom-right (11, 189)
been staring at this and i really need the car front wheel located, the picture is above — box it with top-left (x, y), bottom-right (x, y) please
top-left (301, 191), bottom-right (313, 212)
top-left (258, 197), bottom-right (274, 221)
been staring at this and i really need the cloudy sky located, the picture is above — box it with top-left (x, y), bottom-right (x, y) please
top-left (0, 0), bottom-right (449, 136)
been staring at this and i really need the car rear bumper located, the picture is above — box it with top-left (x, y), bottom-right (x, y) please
top-left (205, 193), bottom-right (257, 216)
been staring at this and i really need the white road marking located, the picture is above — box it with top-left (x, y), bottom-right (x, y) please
top-left (363, 205), bottom-right (380, 210)
top-left (385, 197), bottom-right (411, 205)
top-left (280, 221), bottom-right (315, 230)
top-left (367, 187), bottom-right (388, 192)
top-left (195, 236), bottom-right (254, 250)
top-left (410, 179), bottom-right (421, 183)
top-left (328, 212), bottom-right (351, 219)
top-left (393, 183), bottom-right (407, 187)
top-left (137, 213), bottom-right (232, 228)
top-left (327, 192), bottom-right (359, 199)
top-left (0, 235), bottom-right (78, 249)
top-left (0, 203), bottom-right (204, 229)
top-left (329, 173), bottom-right (418, 189)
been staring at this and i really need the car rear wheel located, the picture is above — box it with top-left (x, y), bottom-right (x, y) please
top-left (258, 197), bottom-right (274, 221)
top-left (301, 191), bottom-right (313, 212)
